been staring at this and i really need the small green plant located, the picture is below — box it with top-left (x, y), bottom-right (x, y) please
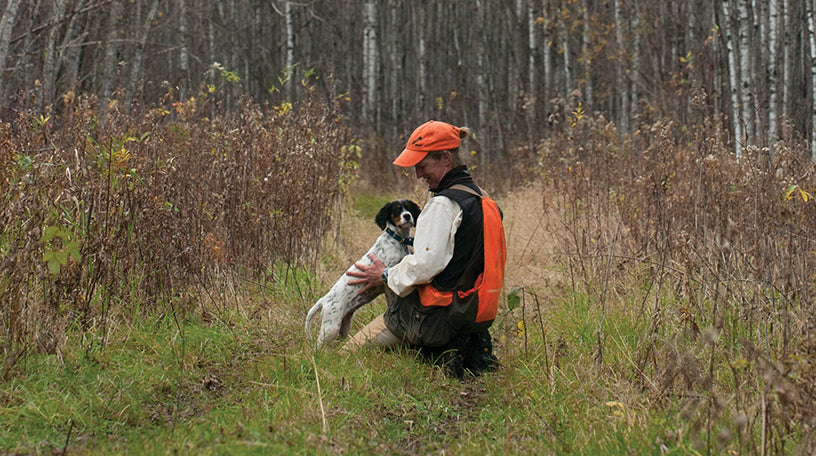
top-left (569, 102), bottom-right (585, 127)
top-left (40, 225), bottom-right (81, 275)
top-left (339, 142), bottom-right (361, 192)
top-left (13, 153), bottom-right (33, 171)
top-left (786, 184), bottom-right (814, 203)
top-left (268, 64), bottom-right (297, 94)
top-left (210, 61), bottom-right (241, 83)
top-left (31, 114), bottom-right (50, 132)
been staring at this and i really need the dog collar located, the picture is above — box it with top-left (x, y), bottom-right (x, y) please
top-left (385, 227), bottom-right (414, 247)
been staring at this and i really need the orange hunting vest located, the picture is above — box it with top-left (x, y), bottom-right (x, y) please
top-left (416, 187), bottom-right (506, 324)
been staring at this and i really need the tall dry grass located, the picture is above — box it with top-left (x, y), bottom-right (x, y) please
top-left (0, 88), bottom-right (354, 378)
top-left (2, 78), bottom-right (815, 452)
top-left (355, 97), bottom-right (814, 452)
top-left (502, 95), bottom-right (816, 452)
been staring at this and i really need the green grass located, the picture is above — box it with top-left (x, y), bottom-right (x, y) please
top-left (2, 276), bottom-right (810, 455)
top-left (1, 215), bottom-right (810, 456)
top-left (350, 191), bottom-right (397, 220)
top-left (0, 290), bottom-right (707, 455)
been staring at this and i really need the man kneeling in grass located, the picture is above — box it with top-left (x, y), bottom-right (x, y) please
top-left (345, 120), bottom-right (506, 378)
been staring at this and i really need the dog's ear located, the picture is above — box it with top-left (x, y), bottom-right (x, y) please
top-left (375, 202), bottom-right (394, 229)
top-left (406, 200), bottom-right (421, 221)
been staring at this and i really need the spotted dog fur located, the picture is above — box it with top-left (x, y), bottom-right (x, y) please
top-left (305, 200), bottom-right (421, 347)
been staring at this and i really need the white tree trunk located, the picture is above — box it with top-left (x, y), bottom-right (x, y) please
top-left (631, 9), bottom-right (641, 127)
top-left (807, 0), bottom-right (816, 160)
top-left (507, 0), bottom-right (522, 114)
top-left (101, 1), bottom-right (124, 99)
top-left (756, 0), bottom-right (769, 146)
top-left (228, 0), bottom-right (237, 89)
top-left (738, 0), bottom-right (754, 146)
top-left (389, 1), bottom-right (399, 137)
top-left (414, 8), bottom-right (428, 121)
top-left (60, 1), bottom-right (85, 91)
top-left (782, 0), bottom-right (792, 121)
top-left (768, 0), bottom-right (781, 141)
top-left (614, 0), bottom-right (630, 134)
top-left (542, 0), bottom-right (552, 103)
top-left (285, 1), bottom-right (295, 102)
top-left (179, 0), bottom-right (189, 96)
top-left (476, 0), bottom-right (488, 163)
top-left (581, 0), bottom-right (592, 109)
top-left (42, 0), bottom-right (72, 105)
top-left (362, 0), bottom-right (378, 125)
top-left (129, 0), bottom-right (161, 101)
top-left (527, 0), bottom-right (537, 147)
top-left (725, 0), bottom-right (745, 157)
top-left (0, 0), bottom-right (23, 90)
top-left (560, 10), bottom-right (572, 98)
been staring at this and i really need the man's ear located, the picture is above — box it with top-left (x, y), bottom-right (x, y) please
top-left (442, 150), bottom-right (454, 167)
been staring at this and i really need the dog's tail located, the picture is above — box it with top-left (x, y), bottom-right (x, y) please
top-left (304, 300), bottom-right (322, 338)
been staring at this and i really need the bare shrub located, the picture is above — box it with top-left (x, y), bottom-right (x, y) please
top-left (0, 89), bottom-right (353, 376)
top-left (534, 100), bottom-right (816, 452)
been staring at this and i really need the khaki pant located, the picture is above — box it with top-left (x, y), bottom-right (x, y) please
top-left (342, 313), bottom-right (404, 353)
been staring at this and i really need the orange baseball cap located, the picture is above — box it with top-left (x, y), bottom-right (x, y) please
top-left (393, 120), bottom-right (461, 167)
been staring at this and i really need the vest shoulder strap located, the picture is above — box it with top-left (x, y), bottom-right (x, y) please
top-left (448, 183), bottom-right (489, 198)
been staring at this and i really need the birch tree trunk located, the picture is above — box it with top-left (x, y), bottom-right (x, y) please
top-left (0, 0), bottom-right (24, 91)
top-left (507, 0), bottom-right (522, 117)
top-left (101, 1), bottom-right (124, 100)
top-left (807, 0), bottom-right (816, 159)
top-left (285, 1), bottom-right (295, 102)
top-left (769, 0), bottom-right (782, 141)
top-left (542, 0), bottom-right (552, 108)
top-left (128, 0), bottom-right (161, 102)
top-left (0, 0), bottom-right (814, 155)
top-left (417, 6), bottom-right (427, 120)
top-left (739, 0), bottom-right (755, 145)
top-left (41, 0), bottom-right (71, 106)
top-left (179, 0), bottom-right (189, 97)
top-left (614, 0), bottom-right (630, 134)
top-left (631, 7), bottom-right (641, 130)
top-left (452, 6), bottom-right (465, 128)
top-left (559, 9), bottom-right (572, 100)
top-left (362, 0), bottom-right (378, 125)
top-left (60, 2), bottom-right (85, 93)
top-left (754, 1), bottom-right (764, 144)
top-left (782, 0), bottom-right (792, 122)
top-left (389, 1), bottom-right (399, 138)
top-left (724, 0), bottom-right (744, 157)
top-left (475, 0), bottom-right (488, 164)
top-left (751, 2), bottom-right (770, 147)
top-left (527, 0), bottom-right (537, 150)
top-left (581, 0), bottom-right (592, 110)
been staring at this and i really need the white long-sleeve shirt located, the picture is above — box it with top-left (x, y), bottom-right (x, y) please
top-left (387, 196), bottom-right (463, 297)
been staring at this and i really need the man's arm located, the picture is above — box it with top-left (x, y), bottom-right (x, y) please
top-left (348, 196), bottom-right (462, 296)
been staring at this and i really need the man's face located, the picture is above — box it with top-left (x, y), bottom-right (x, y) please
top-left (414, 153), bottom-right (451, 189)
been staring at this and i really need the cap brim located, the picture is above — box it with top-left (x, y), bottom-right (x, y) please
top-left (393, 148), bottom-right (427, 167)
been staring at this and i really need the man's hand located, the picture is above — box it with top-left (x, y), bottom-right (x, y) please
top-left (346, 253), bottom-right (386, 295)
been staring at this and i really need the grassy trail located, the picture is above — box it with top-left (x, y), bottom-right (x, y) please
top-left (0, 186), bottom-right (807, 455)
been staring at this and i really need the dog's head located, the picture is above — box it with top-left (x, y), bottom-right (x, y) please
top-left (375, 199), bottom-right (421, 230)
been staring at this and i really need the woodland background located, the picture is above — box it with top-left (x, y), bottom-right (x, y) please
top-left (2, 1), bottom-right (816, 454)
top-left (2, 0), bottom-right (816, 162)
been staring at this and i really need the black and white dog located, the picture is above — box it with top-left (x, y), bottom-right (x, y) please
top-left (305, 200), bottom-right (421, 346)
